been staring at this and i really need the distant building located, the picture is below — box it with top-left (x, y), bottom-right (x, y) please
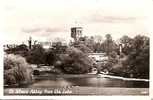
top-left (71, 27), bottom-right (83, 42)
top-left (51, 41), bottom-right (68, 54)
top-left (3, 44), bottom-right (18, 50)
top-left (88, 53), bottom-right (108, 63)
top-left (52, 42), bottom-right (68, 47)
top-left (38, 41), bottom-right (52, 49)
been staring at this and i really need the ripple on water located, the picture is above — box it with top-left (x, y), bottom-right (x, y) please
top-left (29, 77), bottom-right (149, 88)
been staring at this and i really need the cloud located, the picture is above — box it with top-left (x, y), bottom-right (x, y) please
top-left (45, 27), bottom-right (66, 32)
top-left (88, 13), bottom-right (139, 23)
top-left (21, 27), bottom-right (42, 33)
top-left (21, 26), bottom-right (68, 40)
top-left (22, 26), bottom-right (66, 33)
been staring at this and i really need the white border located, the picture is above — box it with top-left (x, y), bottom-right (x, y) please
top-left (0, 0), bottom-right (153, 99)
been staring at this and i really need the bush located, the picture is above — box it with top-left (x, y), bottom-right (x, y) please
top-left (75, 43), bottom-right (93, 53)
top-left (26, 44), bottom-right (46, 65)
top-left (110, 35), bottom-right (149, 79)
top-left (4, 54), bottom-right (32, 86)
top-left (57, 47), bottom-right (94, 74)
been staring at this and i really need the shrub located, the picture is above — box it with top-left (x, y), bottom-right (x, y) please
top-left (4, 54), bottom-right (32, 86)
top-left (57, 47), bottom-right (94, 74)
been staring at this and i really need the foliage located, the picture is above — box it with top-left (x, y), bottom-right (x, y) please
top-left (102, 34), bottom-right (118, 55)
top-left (5, 44), bottom-right (29, 57)
top-left (5, 44), bottom-right (56, 66)
top-left (51, 41), bottom-right (67, 54)
top-left (74, 43), bottom-right (93, 53)
top-left (56, 47), bottom-right (94, 74)
top-left (76, 36), bottom-right (104, 53)
top-left (26, 44), bottom-right (46, 65)
top-left (4, 54), bottom-right (32, 86)
top-left (100, 51), bottom-right (119, 72)
top-left (113, 35), bottom-right (149, 78)
top-left (119, 35), bottom-right (133, 55)
top-left (4, 34), bottom-right (149, 78)
top-left (126, 35), bottom-right (149, 78)
top-left (45, 50), bottom-right (56, 66)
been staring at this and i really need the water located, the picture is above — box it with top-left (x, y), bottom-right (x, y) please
top-left (29, 77), bottom-right (149, 88)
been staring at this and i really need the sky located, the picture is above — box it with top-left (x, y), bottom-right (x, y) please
top-left (1, 0), bottom-right (153, 44)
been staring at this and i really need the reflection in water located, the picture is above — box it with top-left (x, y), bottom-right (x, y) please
top-left (29, 77), bottom-right (149, 88)
top-left (66, 78), bottom-right (149, 88)
top-left (29, 78), bottom-right (72, 88)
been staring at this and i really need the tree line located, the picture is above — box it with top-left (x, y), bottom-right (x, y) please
top-left (4, 34), bottom-right (149, 79)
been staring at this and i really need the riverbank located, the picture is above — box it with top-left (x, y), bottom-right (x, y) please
top-left (4, 87), bottom-right (149, 95)
top-left (33, 73), bottom-right (149, 82)
top-left (32, 73), bottom-right (98, 79)
top-left (4, 73), bottom-right (149, 88)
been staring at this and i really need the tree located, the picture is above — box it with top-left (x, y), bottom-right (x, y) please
top-left (52, 41), bottom-right (67, 54)
top-left (4, 54), bottom-right (32, 86)
top-left (127, 35), bottom-right (149, 78)
top-left (93, 35), bottom-right (103, 43)
top-left (78, 36), bottom-right (95, 52)
top-left (71, 36), bottom-right (94, 53)
top-left (74, 43), bottom-right (93, 53)
top-left (102, 34), bottom-right (118, 55)
top-left (26, 44), bottom-right (46, 65)
top-left (45, 50), bottom-right (56, 66)
top-left (119, 35), bottom-right (133, 55)
top-left (101, 51), bottom-right (119, 72)
top-left (57, 47), bottom-right (94, 74)
top-left (114, 35), bottom-right (149, 78)
top-left (5, 44), bottom-right (29, 57)
top-left (77, 36), bottom-right (104, 53)
top-left (93, 42), bottom-right (102, 53)
top-left (105, 34), bottom-right (112, 41)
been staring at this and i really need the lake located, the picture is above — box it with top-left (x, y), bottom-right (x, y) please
top-left (29, 76), bottom-right (149, 88)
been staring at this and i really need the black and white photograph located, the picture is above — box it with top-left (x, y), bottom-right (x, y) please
top-left (1, 0), bottom-right (152, 97)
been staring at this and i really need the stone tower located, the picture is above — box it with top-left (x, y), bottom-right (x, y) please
top-left (71, 27), bottom-right (83, 42)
